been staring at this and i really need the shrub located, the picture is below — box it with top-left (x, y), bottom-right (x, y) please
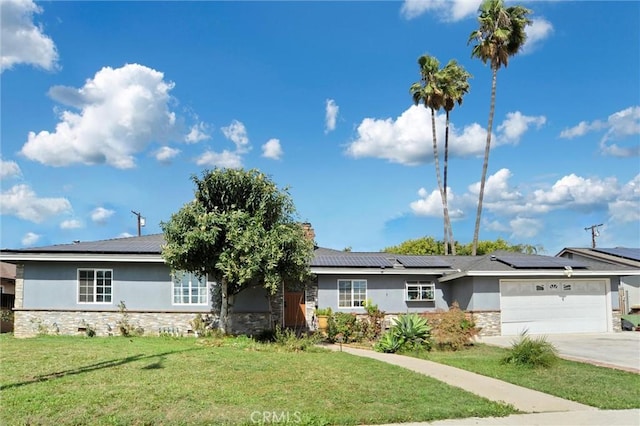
top-left (361, 299), bottom-right (386, 341)
top-left (427, 302), bottom-right (479, 351)
top-left (501, 332), bottom-right (559, 368)
top-left (117, 301), bottom-right (144, 337)
top-left (273, 325), bottom-right (322, 351)
top-left (327, 312), bottom-right (361, 343)
top-left (374, 313), bottom-right (432, 353)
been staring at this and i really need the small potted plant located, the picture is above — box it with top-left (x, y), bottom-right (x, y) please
top-left (315, 307), bottom-right (332, 333)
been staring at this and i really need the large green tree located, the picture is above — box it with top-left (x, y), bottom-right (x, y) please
top-left (468, 0), bottom-right (531, 255)
top-left (161, 168), bottom-right (313, 334)
top-left (384, 236), bottom-right (542, 256)
top-left (439, 60), bottom-right (472, 255)
top-left (410, 54), bottom-right (453, 255)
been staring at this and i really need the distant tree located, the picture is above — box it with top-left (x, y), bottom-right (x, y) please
top-left (468, 0), bottom-right (532, 255)
top-left (439, 60), bottom-right (472, 255)
top-left (161, 168), bottom-right (313, 334)
top-left (384, 236), bottom-right (542, 256)
top-left (410, 54), bottom-right (453, 255)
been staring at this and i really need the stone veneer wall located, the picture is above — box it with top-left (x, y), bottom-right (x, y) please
top-left (13, 310), bottom-right (272, 338)
top-left (612, 310), bottom-right (622, 332)
top-left (469, 311), bottom-right (501, 336)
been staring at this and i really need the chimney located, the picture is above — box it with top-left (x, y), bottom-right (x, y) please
top-left (301, 222), bottom-right (316, 242)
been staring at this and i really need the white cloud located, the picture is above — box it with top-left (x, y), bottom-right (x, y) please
top-left (347, 106), bottom-right (544, 166)
top-left (522, 18), bottom-right (554, 54)
top-left (468, 168), bottom-right (522, 201)
top-left (0, 0), bottom-right (59, 73)
top-left (0, 184), bottom-right (71, 222)
top-left (509, 217), bottom-right (543, 239)
top-left (91, 207), bottom-right (114, 224)
top-left (21, 231), bottom-right (40, 246)
top-left (0, 159), bottom-right (21, 180)
top-left (221, 120), bottom-right (250, 153)
top-left (325, 99), bottom-right (339, 133)
top-left (262, 138), bottom-right (283, 160)
top-left (185, 122), bottom-right (211, 143)
top-left (155, 146), bottom-right (180, 164)
top-left (196, 150), bottom-right (243, 169)
top-left (60, 219), bottom-right (83, 229)
top-left (118, 232), bottom-right (134, 238)
top-left (410, 187), bottom-right (463, 218)
top-left (608, 174), bottom-right (640, 223)
top-left (400, 0), bottom-right (481, 21)
top-left (560, 106), bottom-right (640, 157)
top-left (21, 63), bottom-right (178, 169)
top-left (497, 111), bottom-right (546, 143)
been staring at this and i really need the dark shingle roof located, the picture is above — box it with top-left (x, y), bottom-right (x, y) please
top-left (7, 234), bottom-right (165, 254)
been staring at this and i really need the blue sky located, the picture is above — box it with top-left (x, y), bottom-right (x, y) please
top-left (1, 0), bottom-right (639, 254)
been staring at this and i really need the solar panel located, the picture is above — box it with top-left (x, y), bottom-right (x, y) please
top-left (593, 247), bottom-right (640, 262)
top-left (495, 254), bottom-right (588, 269)
top-left (395, 255), bottom-right (451, 268)
top-left (311, 255), bottom-right (395, 268)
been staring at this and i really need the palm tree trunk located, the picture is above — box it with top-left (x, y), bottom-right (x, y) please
top-left (444, 111), bottom-right (456, 255)
top-left (472, 65), bottom-right (498, 256)
top-left (430, 108), bottom-right (449, 255)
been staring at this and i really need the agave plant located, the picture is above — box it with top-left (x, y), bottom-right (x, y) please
top-left (375, 332), bottom-right (404, 353)
top-left (391, 314), bottom-right (431, 348)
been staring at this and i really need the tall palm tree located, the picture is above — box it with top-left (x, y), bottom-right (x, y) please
top-left (439, 60), bottom-right (472, 256)
top-left (468, 0), bottom-right (531, 255)
top-left (410, 54), bottom-right (453, 255)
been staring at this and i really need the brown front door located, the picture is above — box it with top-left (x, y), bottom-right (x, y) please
top-left (284, 292), bottom-right (306, 327)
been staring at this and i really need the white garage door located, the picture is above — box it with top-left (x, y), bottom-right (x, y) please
top-left (500, 279), bottom-right (610, 335)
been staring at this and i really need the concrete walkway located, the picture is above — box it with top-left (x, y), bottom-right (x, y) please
top-left (324, 345), bottom-right (640, 425)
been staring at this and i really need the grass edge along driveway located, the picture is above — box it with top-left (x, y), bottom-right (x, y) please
top-left (418, 343), bottom-right (640, 410)
top-left (0, 335), bottom-right (516, 425)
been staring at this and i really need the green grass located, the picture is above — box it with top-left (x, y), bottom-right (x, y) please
top-left (0, 335), bottom-right (515, 425)
top-left (419, 344), bottom-right (640, 409)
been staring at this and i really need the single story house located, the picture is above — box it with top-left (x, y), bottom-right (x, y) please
top-left (1, 232), bottom-right (637, 337)
top-left (556, 247), bottom-right (640, 314)
top-left (310, 247), bottom-right (638, 336)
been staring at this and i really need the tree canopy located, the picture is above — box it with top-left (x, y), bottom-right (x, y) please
top-left (384, 236), bottom-right (542, 256)
top-left (161, 168), bottom-right (314, 333)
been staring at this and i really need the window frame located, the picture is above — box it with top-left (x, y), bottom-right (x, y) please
top-left (77, 268), bottom-right (113, 304)
top-left (337, 279), bottom-right (367, 308)
top-left (405, 281), bottom-right (435, 302)
top-left (172, 271), bottom-right (209, 306)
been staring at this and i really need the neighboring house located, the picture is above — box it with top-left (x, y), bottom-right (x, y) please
top-left (310, 248), bottom-right (638, 336)
top-left (556, 247), bottom-right (640, 315)
top-left (1, 262), bottom-right (16, 333)
top-left (1, 232), bottom-right (638, 338)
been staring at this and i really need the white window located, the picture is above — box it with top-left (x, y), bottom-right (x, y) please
top-left (338, 279), bottom-right (366, 308)
top-left (78, 269), bottom-right (112, 303)
top-left (173, 272), bottom-right (208, 305)
top-left (406, 281), bottom-right (435, 301)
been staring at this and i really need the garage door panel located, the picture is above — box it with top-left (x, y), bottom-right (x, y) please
top-left (500, 280), bottom-right (608, 335)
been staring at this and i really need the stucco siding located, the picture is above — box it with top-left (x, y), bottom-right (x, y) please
top-left (447, 277), bottom-right (474, 310)
top-left (317, 273), bottom-right (447, 313)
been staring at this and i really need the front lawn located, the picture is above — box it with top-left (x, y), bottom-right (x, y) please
top-left (0, 335), bottom-right (515, 425)
top-left (418, 343), bottom-right (640, 410)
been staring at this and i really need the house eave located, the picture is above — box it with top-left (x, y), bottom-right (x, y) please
top-left (0, 253), bottom-right (165, 263)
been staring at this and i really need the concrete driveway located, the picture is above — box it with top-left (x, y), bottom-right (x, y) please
top-left (478, 332), bottom-right (640, 373)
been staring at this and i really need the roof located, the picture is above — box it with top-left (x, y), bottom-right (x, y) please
top-left (557, 247), bottom-right (640, 268)
top-left (1, 236), bottom-right (637, 278)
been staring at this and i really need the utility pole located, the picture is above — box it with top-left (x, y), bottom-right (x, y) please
top-left (584, 223), bottom-right (603, 248)
top-left (131, 210), bottom-right (145, 237)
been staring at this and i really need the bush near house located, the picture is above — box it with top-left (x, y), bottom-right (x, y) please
top-left (375, 313), bottom-right (432, 353)
top-left (501, 332), bottom-right (559, 368)
top-left (423, 302), bottom-right (480, 351)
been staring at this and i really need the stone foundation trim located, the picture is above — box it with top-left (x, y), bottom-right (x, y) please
top-left (13, 310), bottom-right (273, 338)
